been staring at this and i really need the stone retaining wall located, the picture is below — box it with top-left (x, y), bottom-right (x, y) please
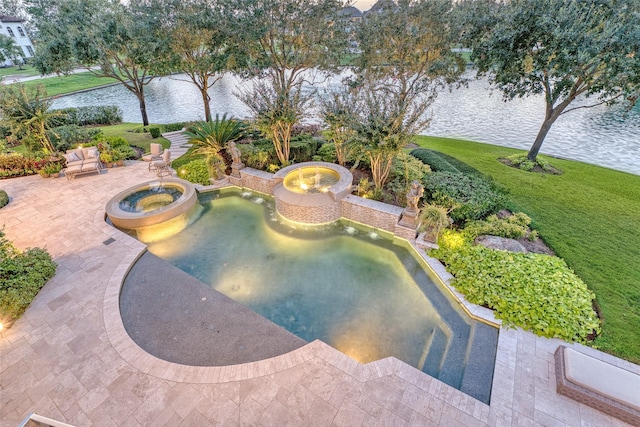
top-left (341, 195), bottom-right (404, 234)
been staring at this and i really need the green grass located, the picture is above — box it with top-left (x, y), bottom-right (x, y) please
top-left (97, 123), bottom-right (170, 153)
top-left (415, 135), bottom-right (640, 363)
top-left (22, 72), bottom-right (120, 97)
top-left (0, 65), bottom-right (40, 78)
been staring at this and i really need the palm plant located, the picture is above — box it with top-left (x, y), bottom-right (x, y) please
top-left (184, 114), bottom-right (245, 178)
top-left (0, 84), bottom-right (64, 154)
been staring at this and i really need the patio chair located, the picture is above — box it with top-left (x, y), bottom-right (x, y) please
top-left (143, 143), bottom-right (163, 169)
top-left (150, 149), bottom-right (173, 178)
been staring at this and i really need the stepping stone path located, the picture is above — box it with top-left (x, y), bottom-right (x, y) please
top-left (162, 129), bottom-right (191, 159)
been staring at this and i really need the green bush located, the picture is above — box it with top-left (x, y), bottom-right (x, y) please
top-left (53, 106), bottom-right (122, 126)
top-left (47, 125), bottom-right (102, 152)
top-left (0, 230), bottom-right (57, 325)
top-left (316, 142), bottom-right (337, 163)
top-left (289, 136), bottom-right (318, 163)
top-left (432, 230), bottom-right (600, 342)
top-left (410, 148), bottom-right (460, 173)
top-left (504, 153), bottom-right (562, 174)
top-left (463, 212), bottom-right (537, 240)
top-left (240, 144), bottom-right (275, 170)
top-left (176, 159), bottom-right (211, 185)
top-left (423, 171), bottom-right (506, 224)
top-left (149, 127), bottom-right (161, 138)
top-left (0, 190), bottom-right (8, 208)
top-left (161, 122), bottom-right (189, 133)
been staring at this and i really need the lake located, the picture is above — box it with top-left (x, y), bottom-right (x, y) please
top-left (50, 73), bottom-right (640, 175)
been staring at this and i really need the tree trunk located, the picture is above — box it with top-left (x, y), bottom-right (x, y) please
top-left (138, 95), bottom-right (149, 126)
top-left (201, 87), bottom-right (212, 122)
top-left (527, 117), bottom-right (555, 161)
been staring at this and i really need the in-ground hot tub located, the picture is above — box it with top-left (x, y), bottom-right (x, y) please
top-left (106, 179), bottom-right (202, 242)
top-left (272, 162), bottom-right (353, 224)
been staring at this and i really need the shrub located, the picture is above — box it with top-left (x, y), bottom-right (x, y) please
top-left (53, 106), bottom-right (122, 126)
top-left (419, 204), bottom-right (450, 240)
top-left (463, 212), bottom-right (536, 240)
top-left (432, 230), bottom-right (600, 342)
top-left (289, 135), bottom-right (318, 163)
top-left (423, 171), bottom-right (506, 224)
top-left (503, 153), bottom-right (562, 174)
top-left (149, 127), bottom-right (162, 138)
top-left (0, 153), bottom-right (37, 178)
top-left (47, 125), bottom-right (102, 152)
top-left (0, 230), bottom-right (57, 326)
top-left (316, 142), bottom-right (337, 163)
top-left (176, 159), bottom-right (210, 185)
top-left (410, 148), bottom-right (460, 173)
top-left (240, 144), bottom-right (275, 170)
top-left (0, 190), bottom-right (8, 208)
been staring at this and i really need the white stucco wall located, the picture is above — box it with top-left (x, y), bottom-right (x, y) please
top-left (0, 18), bottom-right (35, 66)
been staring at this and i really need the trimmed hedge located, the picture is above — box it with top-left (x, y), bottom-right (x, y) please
top-left (410, 148), bottom-right (460, 173)
top-left (423, 171), bottom-right (506, 224)
top-left (0, 230), bottom-right (57, 325)
top-left (432, 230), bottom-right (600, 342)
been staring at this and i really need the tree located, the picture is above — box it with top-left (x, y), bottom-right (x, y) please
top-left (350, 80), bottom-right (429, 191)
top-left (231, 0), bottom-right (348, 165)
top-left (0, 34), bottom-right (24, 68)
top-left (28, 0), bottom-right (173, 126)
top-left (460, 0), bottom-right (640, 161)
top-left (356, 0), bottom-right (465, 122)
top-left (352, 0), bottom-right (465, 188)
top-left (318, 89), bottom-right (358, 167)
top-left (0, 84), bottom-right (64, 154)
top-left (163, 0), bottom-right (240, 122)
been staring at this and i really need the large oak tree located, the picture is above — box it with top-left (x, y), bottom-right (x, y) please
top-left (460, 0), bottom-right (640, 161)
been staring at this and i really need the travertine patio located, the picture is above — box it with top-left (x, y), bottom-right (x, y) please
top-left (0, 156), bottom-right (637, 426)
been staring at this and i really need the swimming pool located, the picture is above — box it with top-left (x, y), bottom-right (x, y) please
top-left (138, 189), bottom-right (498, 403)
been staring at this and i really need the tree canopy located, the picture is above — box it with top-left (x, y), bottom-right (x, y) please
top-left (460, 0), bottom-right (640, 161)
top-left (28, 0), bottom-right (173, 125)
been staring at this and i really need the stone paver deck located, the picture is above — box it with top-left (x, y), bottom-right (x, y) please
top-left (1, 159), bottom-right (638, 426)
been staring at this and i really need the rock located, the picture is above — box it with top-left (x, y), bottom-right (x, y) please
top-left (475, 235), bottom-right (527, 253)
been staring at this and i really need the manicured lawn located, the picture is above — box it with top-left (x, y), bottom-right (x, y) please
top-left (97, 123), bottom-right (170, 153)
top-left (0, 65), bottom-right (40, 79)
top-left (22, 72), bottom-right (120, 97)
top-left (415, 135), bottom-right (640, 363)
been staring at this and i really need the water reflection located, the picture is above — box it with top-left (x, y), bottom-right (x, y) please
top-left (50, 72), bottom-right (640, 175)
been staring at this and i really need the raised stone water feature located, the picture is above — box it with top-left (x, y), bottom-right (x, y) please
top-left (272, 162), bottom-right (353, 224)
top-left (105, 179), bottom-right (202, 242)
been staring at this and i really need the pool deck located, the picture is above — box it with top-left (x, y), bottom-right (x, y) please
top-left (1, 160), bottom-right (638, 426)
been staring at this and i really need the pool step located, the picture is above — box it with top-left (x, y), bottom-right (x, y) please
top-left (459, 323), bottom-right (499, 404)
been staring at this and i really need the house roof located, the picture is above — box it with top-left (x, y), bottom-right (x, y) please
top-left (338, 6), bottom-right (363, 18)
top-left (0, 15), bottom-right (24, 23)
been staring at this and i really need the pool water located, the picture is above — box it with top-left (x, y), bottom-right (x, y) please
top-left (145, 190), bottom-right (498, 403)
top-left (119, 185), bottom-right (184, 213)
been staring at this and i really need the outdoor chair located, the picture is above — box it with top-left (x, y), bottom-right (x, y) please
top-left (143, 143), bottom-right (163, 168)
top-left (150, 149), bottom-right (172, 178)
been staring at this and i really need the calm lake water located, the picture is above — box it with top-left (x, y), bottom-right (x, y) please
top-left (50, 73), bottom-right (640, 175)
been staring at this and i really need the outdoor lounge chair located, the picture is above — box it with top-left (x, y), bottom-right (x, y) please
top-left (63, 147), bottom-right (103, 180)
top-left (555, 345), bottom-right (640, 425)
top-left (150, 149), bottom-right (172, 178)
top-left (142, 143), bottom-right (163, 167)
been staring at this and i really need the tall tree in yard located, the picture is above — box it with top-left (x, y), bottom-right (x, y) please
top-left (163, 0), bottom-right (240, 122)
top-left (232, 0), bottom-right (348, 166)
top-left (460, 0), bottom-right (640, 162)
top-left (353, 0), bottom-right (465, 189)
top-left (28, 0), bottom-right (172, 126)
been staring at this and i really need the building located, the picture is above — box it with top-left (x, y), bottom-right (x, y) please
top-left (0, 15), bottom-right (35, 66)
